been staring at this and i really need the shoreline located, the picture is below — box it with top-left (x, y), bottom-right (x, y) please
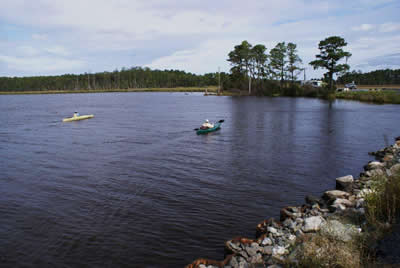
top-left (186, 137), bottom-right (400, 268)
top-left (0, 87), bottom-right (218, 95)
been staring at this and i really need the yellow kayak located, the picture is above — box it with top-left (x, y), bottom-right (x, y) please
top-left (63, 114), bottom-right (94, 122)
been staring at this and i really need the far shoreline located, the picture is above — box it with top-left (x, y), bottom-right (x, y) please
top-left (0, 87), bottom-right (218, 95)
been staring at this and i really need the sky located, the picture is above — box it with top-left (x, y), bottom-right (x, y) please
top-left (0, 0), bottom-right (399, 78)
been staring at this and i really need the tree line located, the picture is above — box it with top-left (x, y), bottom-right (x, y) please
top-left (337, 69), bottom-right (400, 85)
top-left (0, 67), bottom-right (224, 92)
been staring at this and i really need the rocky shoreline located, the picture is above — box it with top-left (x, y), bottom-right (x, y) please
top-left (186, 137), bottom-right (400, 268)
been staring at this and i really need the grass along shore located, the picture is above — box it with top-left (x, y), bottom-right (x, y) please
top-left (0, 86), bottom-right (218, 95)
top-left (336, 90), bottom-right (400, 104)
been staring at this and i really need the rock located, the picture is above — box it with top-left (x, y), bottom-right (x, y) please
top-left (282, 218), bottom-right (293, 228)
top-left (356, 198), bottom-right (364, 208)
top-left (365, 169), bottom-right (385, 177)
top-left (336, 175), bottom-right (354, 192)
top-left (364, 161), bottom-right (385, 171)
top-left (261, 237), bottom-right (273, 246)
top-left (302, 216), bottom-right (325, 232)
top-left (357, 189), bottom-right (374, 198)
top-left (245, 243), bottom-right (261, 257)
top-left (272, 246), bottom-right (287, 256)
top-left (323, 190), bottom-right (350, 201)
top-left (321, 220), bottom-right (360, 242)
top-left (229, 256), bottom-right (239, 267)
top-left (280, 207), bottom-right (302, 221)
top-left (384, 154), bottom-right (394, 162)
top-left (333, 198), bottom-right (354, 207)
top-left (288, 234), bottom-right (296, 245)
top-left (295, 229), bottom-right (304, 237)
top-left (226, 241), bottom-right (241, 252)
top-left (267, 226), bottom-right (278, 234)
top-left (390, 163), bottom-right (400, 174)
top-left (263, 246), bottom-right (273, 255)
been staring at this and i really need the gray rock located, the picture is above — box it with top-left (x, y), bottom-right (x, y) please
top-left (263, 246), bottom-right (273, 255)
top-left (267, 226), bottom-right (278, 234)
top-left (261, 237), bottom-right (272, 246)
top-left (302, 216), bottom-right (325, 232)
top-left (365, 161), bottom-right (384, 171)
top-left (323, 190), bottom-right (350, 201)
top-left (295, 229), bottom-right (304, 237)
top-left (227, 241), bottom-right (241, 251)
top-left (229, 256), bottom-right (239, 267)
top-left (365, 169), bottom-right (385, 177)
top-left (245, 243), bottom-right (261, 257)
top-left (272, 246), bottom-right (287, 256)
top-left (390, 163), bottom-right (400, 174)
top-left (333, 198), bottom-right (354, 207)
top-left (282, 218), bottom-right (293, 227)
top-left (336, 175), bottom-right (354, 192)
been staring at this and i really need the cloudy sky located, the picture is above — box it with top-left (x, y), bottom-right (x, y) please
top-left (0, 0), bottom-right (399, 78)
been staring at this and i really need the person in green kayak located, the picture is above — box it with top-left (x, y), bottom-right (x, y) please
top-left (73, 111), bottom-right (80, 117)
top-left (200, 119), bottom-right (214, 129)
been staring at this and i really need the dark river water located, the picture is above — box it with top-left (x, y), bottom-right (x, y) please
top-left (1, 93), bottom-right (399, 267)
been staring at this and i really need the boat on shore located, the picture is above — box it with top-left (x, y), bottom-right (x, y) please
top-left (63, 114), bottom-right (94, 122)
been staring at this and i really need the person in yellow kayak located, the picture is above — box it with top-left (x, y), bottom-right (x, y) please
top-left (201, 119), bottom-right (214, 129)
top-left (73, 112), bottom-right (80, 117)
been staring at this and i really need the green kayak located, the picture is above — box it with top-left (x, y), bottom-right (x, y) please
top-left (196, 120), bottom-right (224, 135)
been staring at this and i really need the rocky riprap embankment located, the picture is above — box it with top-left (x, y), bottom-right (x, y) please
top-left (186, 137), bottom-right (400, 268)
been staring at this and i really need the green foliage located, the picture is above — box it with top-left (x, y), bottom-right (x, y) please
top-left (336, 91), bottom-right (400, 104)
top-left (337, 69), bottom-right (400, 85)
top-left (226, 40), bottom-right (303, 95)
top-left (365, 170), bottom-right (400, 226)
top-left (0, 67), bottom-right (223, 92)
top-left (309, 36), bottom-right (352, 91)
top-left (269, 42), bottom-right (287, 83)
top-left (287, 42), bottom-right (302, 82)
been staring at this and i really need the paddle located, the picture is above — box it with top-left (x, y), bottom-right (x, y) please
top-left (194, 119), bottom-right (224, 131)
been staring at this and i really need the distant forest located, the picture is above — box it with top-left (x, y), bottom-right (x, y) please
top-left (337, 69), bottom-right (400, 85)
top-left (0, 67), bottom-right (227, 91)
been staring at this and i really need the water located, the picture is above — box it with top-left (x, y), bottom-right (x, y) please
top-left (0, 93), bottom-right (399, 267)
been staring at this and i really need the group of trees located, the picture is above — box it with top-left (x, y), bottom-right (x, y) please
top-left (0, 67), bottom-right (223, 92)
top-left (225, 36), bottom-right (353, 94)
top-left (226, 41), bottom-right (303, 94)
top-left (338, 69), bottom-right (400, 85)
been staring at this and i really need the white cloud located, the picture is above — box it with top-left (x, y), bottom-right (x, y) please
top-left (0, 0), bottom-right (399, 76)
top-left (0, 55), bottom-right (85, 74)
top-left (146, 39), bottom-right (235, 74)
top-left (352, 24), bottom-right (375, 31)
top-left (45, 46), bottom-right (70, 56)
top-left (379, 22), bottom-right (400, 33)
top-left (16, 46), bottom-right (39, 56)
top-left (32, 34), bottom-right (48, 40)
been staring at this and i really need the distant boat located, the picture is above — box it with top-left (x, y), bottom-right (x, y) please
top-left (63, 114), bottom-right (94, 122)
